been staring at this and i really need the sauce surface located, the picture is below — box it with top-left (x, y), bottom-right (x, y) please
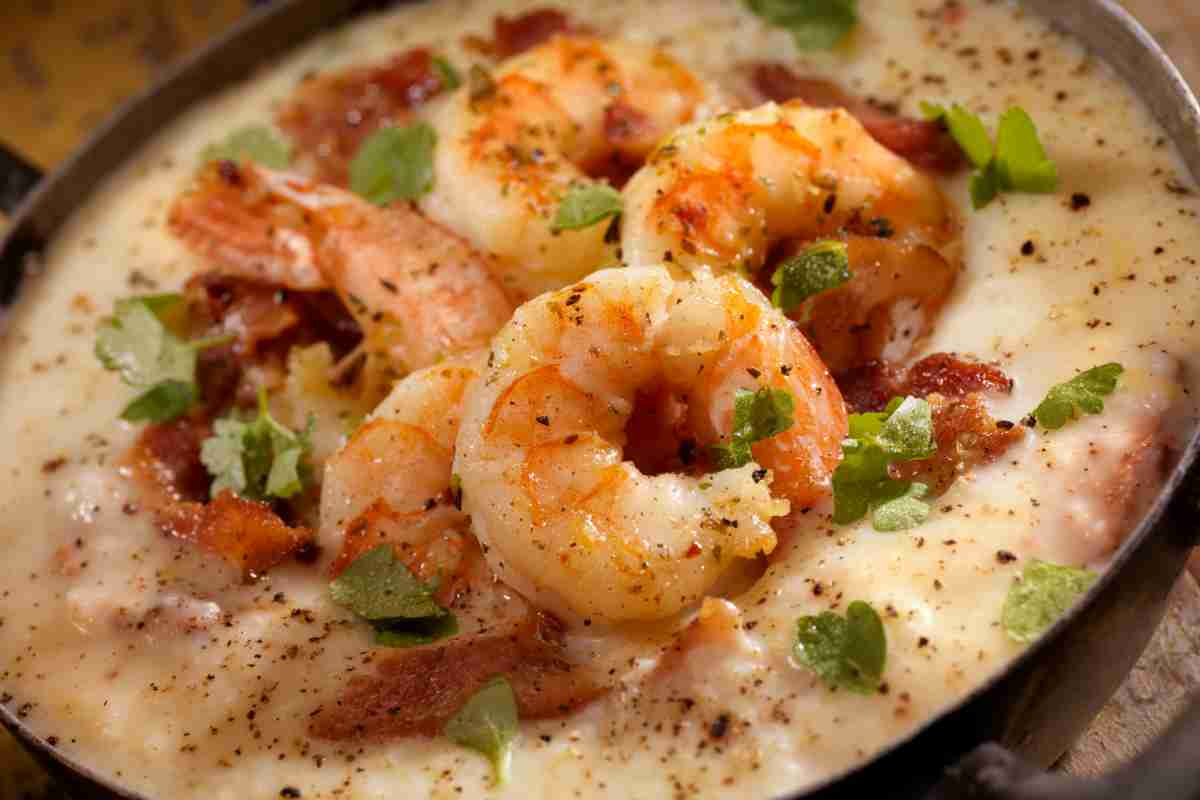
top-left (1, 1), bottom-right (1199, 798)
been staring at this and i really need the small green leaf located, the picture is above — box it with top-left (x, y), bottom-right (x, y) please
top-left (329, 544), bottom-right (445, 621)
top-left (870, 481), bottom-right (930, 531)
top-left (794, 600), bottom-right (886, 693)
top-left (921, 103), bottom-right (992, 169)
top-left (445, 676), bottom-right (519, 785)
top-left (432, 56), bottom-right (462, 90)
top-left (1031, 363), bottom-right (1124, 430)
top-left (349, 123), bottom-right (437, 205)
top-left (771, 240), bottom-right (851, 312)
top-left (711, 387), bottom-right (796, 470)
top-left (745, 0), bottom-right (859, 50)
top-left (1002, 560), bottom-right (1097, 643)
top-left (969, 162), bottom-right (1001, 210)
top-left (877, 396), bottom-right (936, 460)
top-left (995, 107), bottom-right (1058, 194)
top-left (201, 125), bottom-right (292, 169)
top-left (552, 182), bottom-right (623, 232)
top-left (121, 381), bottom-right (197, 423)
top-left (375, 614), bottom-right (460, 648)
top-left (200, 389), bottom-right (313, 501)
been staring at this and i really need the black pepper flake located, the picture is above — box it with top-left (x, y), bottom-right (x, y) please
top-left (564, 434), bottom-right (579, 445)
top-left (535, 415), bottom-right (550, 426)
top-left (709, 713), bottom-right (730, 739)
top-left (823, 194), bottom-right (837, 214)
top-left (603, 214), bottom-right (622, 244)
top-left (280, 789), bottom-right (302, 799)
top-left (751, 468), bottom-right (768, 483)
top-left (995, 420), bottom-right (1015, 430)
top-left (1022, 415), bottom-right (1037, 428)
top-left (1069, 193), bottom-right (1091, 211)
top-left (41, 457), bottom-right (67, 474)
top-left (870, 217), bottom-right (895, 238)
top-left (378, 278), bottom-right (398, 293)
top-left (1020, 240), bottom-right (1036, 256)
top-left (996, 550), bottom-right (1018, 564)
top-left (565, 293), bottom-right (582, 307)
top-left (918, 637), bottom-right (929, 648)
top-left (746, 367), bottom-right (761, 379)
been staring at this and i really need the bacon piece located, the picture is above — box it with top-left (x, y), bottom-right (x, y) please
top-left (748, 64), bottom-right (964, 173)
top-left (277, 48), bottom-right (449, 186)
top-left (464, 8), bottom-right (576, 60)
top-left (159, 491), bottom-right (314, 579)
top-left (892, 393), bottom-right (1024, 494)
top-left (309, 610), bottom-right (607, 741)
top-left (124, 416), bottom-right (214, 504)
top-left (837, 352), bottom-right (1013, 414)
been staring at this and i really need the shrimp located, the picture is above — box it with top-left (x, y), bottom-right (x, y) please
top-left (168, 161), bottom-right (513, 371)
top-left (453, 266), bottom-right (848, 624)
top-left (422, 35), bottom-right (725, 299)
top-left (621, 102), bottom-right (961, 372)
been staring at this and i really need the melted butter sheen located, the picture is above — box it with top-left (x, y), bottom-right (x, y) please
top-left (1, 1), bottom-right (1199, 797)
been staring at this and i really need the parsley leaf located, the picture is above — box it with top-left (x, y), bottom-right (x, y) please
top-left (445, 676), bottom-right (519, 785)
top-left (771, 240), bottom-right (851, 313)
top-left (921, 103), bottom-right (1057, 209)
top-left (329, 544), bottom-right (458, 649)
top-left (95, 294), bottom-right (230, 423)
top-left (711, 387), bottom-right (796, 470)
top-left (794, 600), bottom-right (886, 693)
top-left (745, 0), bottom-right (859, 50)
top-left (1001, 560), bottom-right (1097, 643)
top-left (832, 396), bottom-right (935, 530)
top-left (432, 56), bottom-right (462, 90)
top-left (552, 182), bottom-right (623, 232)
top-left (201, 125), bottom-right (292, 169)
top-left (200, 388), bottom-right (313, 501)
top-left (349, 122), bottom-right (437, 205)
top-left (1031, 363), bottom-right (1124, 430)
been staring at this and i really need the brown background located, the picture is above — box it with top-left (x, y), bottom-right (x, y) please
top-left (1, 1), bottom-right (1198, 797)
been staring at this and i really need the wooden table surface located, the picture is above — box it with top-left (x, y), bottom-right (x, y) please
top-left (1, 2), bottom-right (1197, 797)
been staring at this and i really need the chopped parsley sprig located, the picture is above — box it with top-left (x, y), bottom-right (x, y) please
top-left (350, 122), bottom-right (437, 205)
top-left (745, 0), bottom-right (859, 50)
top-left (771, 239), bottom-right (852, 313)
top-left (552, 182), bottom-right (623, 232)
top-left (445, 676), bottom-right (519, 785)
top-left (201, 125), bottom-right (293, 169)
top-left (329, 544), bottom-right (459, 648)
top-left (1030, 363), bottom-right (1123, 430)
top-left (794, 600), bottom-right (886, 693)
top-left (200, 388), bottom-right (313, 501)
top-left (711, 387), bottom-right (796, 470)
top-left (1001, 560), bottom-right (1097, 643)
top-left (832, 396), bottom-right (935, 531)
top-left (95, 294), bottom-right (232, 423)
top-left (921, 103), bottom-right (1057, 209)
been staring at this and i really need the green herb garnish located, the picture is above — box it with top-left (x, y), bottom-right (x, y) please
top-left (329, 543), bottom-right (458, 648)
top-left (921, 104), bottom-right (1058, 209)
top-left (744, 0), bottom-right (859, 50)
top-left (445, 676), bottom-right (519, 785)
top-left (794, 600), bottom-right (886, 693)
top-left (771, 240), bottom-right (851, 313)
top-left (432, 56), bottom-right (462, 90)
top-left (1001, 560), bottom-right (1097, 643)
top-left (1030, 363), bottom-right (1123, 430)
top-left (349, 122), bottom-right (437, 206)
top-left (95, 294), bottom-right (231, 423)
top-left (552, 182), bottom-right (623, 232)
top-left (200, 388), bottom-right (313, 501)
top-left (711, 387), bottom-right (796, 470)
top-left (832, 396), bottom-right (936, 530)
top-left (201, 125), bottom-right (292, 169)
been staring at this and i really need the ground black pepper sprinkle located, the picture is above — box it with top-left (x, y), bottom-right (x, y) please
top-left (1069, 193), bottom-right (1091, 210)
top-left (280, 788), bottom-right (302, 798)
top-left (996, 550), bottom-right (1017, 564)
top-left (709, 713), bottom-right (730, 739)
top-left (1021, 240), bottom-right (1035, 256)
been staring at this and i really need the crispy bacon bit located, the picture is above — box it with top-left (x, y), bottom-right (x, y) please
top-left (309, 611), bottom-right (607, 741)
top-left (160, 491), bottom-right (314, 580)
top-left (277, 48), bottom-right (447, 186)
top-left (465, 8), bottom-right (576, 60)
top-left (837, 352), bottom-right (1013, 413)
top-left (892, 393), bottom-right (1024, 494)
top-left (124, 417), bottom-right (214, 504)
top-left (747, 64), bottom-right (964, 173)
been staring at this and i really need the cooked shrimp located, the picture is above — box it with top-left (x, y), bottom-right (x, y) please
top-left (621, 102), bottom-right (961, 372)
top-left (422, 36), bottom-right (724, 299)
top-left (168, 161), bottom-right (513, 370)
top-left (318, 350), bottom-right (483, 578)
top-left (453, 266), bottom-right (847, 624)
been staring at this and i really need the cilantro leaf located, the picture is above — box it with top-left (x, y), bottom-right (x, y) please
top-left (711, 387), bottom-right (796, 470)
top-left (201, 125), bottom-right (292, 169)
top-left (771, 240), bottom-right (851, 312)
top-left (552, 182), bottom-right (623, 232)
top-left (745, 0), bottom-right (859, 50)
top-left (432, 56), bottom-right (462, 90)
top-left (1031, 363), bottom-right (1124, 430)
top-left (445, 676), bottom-right (519, 785)
top-left (794, 600), bottom-right (886, 693)
top-left (95, 294), bottom-right (230, 423)
top-left (349, 122), bottom-right (437, 205)
top-left (921, 103), bottom-right (1057, 209)
top-left (832, 396), bottom-right (935, 530)
top-left (1002, 560), bottom-right (1097, 643)
top-left (329, 544), bottom-right (458, 649)
top-left (200, 388), bottom-right (313, 501)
